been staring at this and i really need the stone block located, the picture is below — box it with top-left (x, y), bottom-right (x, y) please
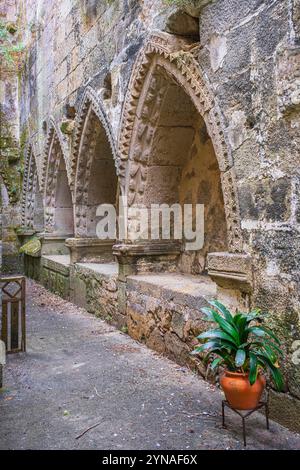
top-left (207, 251), bottom-right (253, 292)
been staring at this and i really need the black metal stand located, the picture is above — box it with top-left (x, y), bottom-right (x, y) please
top-left (222, 399), bottom-right (270, 447)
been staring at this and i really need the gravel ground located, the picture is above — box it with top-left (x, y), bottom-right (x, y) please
top-left (1, 279), bottom-right (300, 450)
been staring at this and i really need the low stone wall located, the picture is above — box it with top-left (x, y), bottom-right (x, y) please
top-left (24, 254), bottom-right (41, 281)
top-left (70, 263), bottom-right (123, 327)
top-left (40, 256), bottom-right (70, 300)
top-left (126, 273), bottom-right (216, 375)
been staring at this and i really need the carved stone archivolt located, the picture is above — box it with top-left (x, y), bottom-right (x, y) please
top-left (118, 32), bottom-right (243, 253)
top-left (21, 143), bottom-right (44, 231)
top-left (42, 118), bottom-right (73, 233)
top-left (71, 86), bottom-right (119, 237)
top-left (41, 117), bottom-right (71, 192)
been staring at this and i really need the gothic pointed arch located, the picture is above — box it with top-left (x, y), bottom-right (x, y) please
top-left (21, 143), bottom-right (44, 231)
top-left (42, 119), bottom-right (74, 235)
top-left (71, 86), bottom-right (119, 238)
top-left (118, 32), bottom-right (243, 258)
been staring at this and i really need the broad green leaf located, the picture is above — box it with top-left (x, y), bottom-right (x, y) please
top-left (247, 326), bottom-right (281, 345)
top-left (235, 349), bottom-right (246, 367)
top-left (256, 353), bottom-right (284, 391)
top-left (249, 352), bottom-right (258, 385)
top-left (200, 307), bottom-right (215, 322)
top-left (211, 309), bottom-right (240, 345)
top-left (250, 340), bottom-right (283, 357)
top-left (197, 329), bottom-right (237, 347)
top-left (210, 357), bottom-right (223, 370)
top-left (191, 340), bottom-right (222, 355)
top-left (208, 300), bottom-right (235, 326)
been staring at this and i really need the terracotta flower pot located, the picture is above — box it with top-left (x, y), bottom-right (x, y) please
top-left (220, 370), bottom-right (266, 410)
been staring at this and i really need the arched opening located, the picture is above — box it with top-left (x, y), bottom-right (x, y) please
top-left (54, 154), bottom-right (74, 235)
top-left (82, 109), bottom-right (118, 237)
top-left (70, 93), bottom-right (119, 263)
top-left (44, 132), bottom-right (74, 237)
top-left (144, 74), bottom-right (227, 274)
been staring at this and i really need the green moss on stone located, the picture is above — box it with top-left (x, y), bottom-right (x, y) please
top-left (19, 237), bottom-right (41, 257)
top-left (0, 111), bottom-right (25, 204)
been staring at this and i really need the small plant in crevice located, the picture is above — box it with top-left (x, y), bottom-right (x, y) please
top-left (192, 300), bottom-right (284, 409)
top-left (0, 21), bottom-right (24, 67)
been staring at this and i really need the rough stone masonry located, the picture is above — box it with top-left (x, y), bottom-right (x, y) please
top-left (0, 0), bottom-right (300, 432)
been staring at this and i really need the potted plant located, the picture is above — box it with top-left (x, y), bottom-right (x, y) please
top-left (192, 300), bottom-right (284, 410)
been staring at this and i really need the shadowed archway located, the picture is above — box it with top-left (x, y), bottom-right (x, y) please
top-left (116, 33), bottom-right (243, 276)
top-left (42, 121), bottom-right (74, 236)
top-left (67, 87), bottom-right (119, 262)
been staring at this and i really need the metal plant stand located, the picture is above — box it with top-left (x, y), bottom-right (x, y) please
top-left (222, 391), bottom-right (270, 447)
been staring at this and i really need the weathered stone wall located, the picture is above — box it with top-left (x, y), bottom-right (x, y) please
top-left (0, 0), bottom-right (24, 272)
top-left (197, 0), bottom-right (300, 414)
top-left (70, 262), bottom-right (120, 324)
top-left (4, 0), bottom-right (300, 431)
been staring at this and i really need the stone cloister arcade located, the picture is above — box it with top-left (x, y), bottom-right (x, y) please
top-left (21, 33), bottom-right (252, 369)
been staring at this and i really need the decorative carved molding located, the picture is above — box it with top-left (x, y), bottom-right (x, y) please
top-left (71, 86), bottom-right (119, 236)
top-left (118, 32), bottom-right (242, 252)
top-left (21, 143), bottom-right (43, 230)
top-left (41, 117), bottom-right (71, 192)
top-left (41, 118), bottom-right (72, 232)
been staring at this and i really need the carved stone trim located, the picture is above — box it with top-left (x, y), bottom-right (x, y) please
top-left (207, 252), bottom-right (253, 292)
top-left (118, 32), bottom-right (242, 252)
top-left (21, 143), bottom-right (43, 230)
top-left (41, 117), bottom-right (71, 191)
top-left (71, 86), bottom-right (119, 236)
top-left (41, 119), bottom-right (73, 233)
top-left (113, 240), bottom-right (182, 257)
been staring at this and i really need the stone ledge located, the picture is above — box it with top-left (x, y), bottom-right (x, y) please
top-left (127, 272), bottom-right (216, 311)
top-left (65, 238), bottom-right (115, 263)
top-left (207, 251), bottom-right (253, 292)
top-left (75, 262), bottom-right (118, 279)
top-left (113, 240), bottom-right (182, 257)
top-left (41, 255), bottom-right (71, 276)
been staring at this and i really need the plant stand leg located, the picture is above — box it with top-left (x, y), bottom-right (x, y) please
top-left (242, 416), bottom-right (247, 447)
top-left (222, 400), bottom-right (226, 428)
top-left (265, 402), bottom-right (270, 430)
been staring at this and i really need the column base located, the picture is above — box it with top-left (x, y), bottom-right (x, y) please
top-left (113, 240), bottom-right (182, 280)
top-left (65, 238), bottom-right (115, 263)
top-left (38, 232), bottom-right (72, 256)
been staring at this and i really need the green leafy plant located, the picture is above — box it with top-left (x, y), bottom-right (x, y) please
top-left (0, 21), bottom-right (24, 65)
top-left (192, 300), bottom-right (284, 391)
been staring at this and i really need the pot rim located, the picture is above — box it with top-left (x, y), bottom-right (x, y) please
top-left (223, 369), bottom-right (265, 379)
top-left (223, 370), bottom-right (249, 378)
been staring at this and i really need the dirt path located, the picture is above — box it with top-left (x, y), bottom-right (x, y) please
top-left (1, 279), bottom-right (300, 450)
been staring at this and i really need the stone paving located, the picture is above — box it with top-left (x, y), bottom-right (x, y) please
top-left (1, 279), bottom-right (300, 450)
